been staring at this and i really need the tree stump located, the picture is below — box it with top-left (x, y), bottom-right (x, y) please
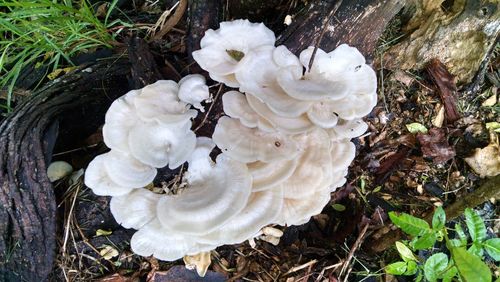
top-left (0, 1), bottom-right (404, 279)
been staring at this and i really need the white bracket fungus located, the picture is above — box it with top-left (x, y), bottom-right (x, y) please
top-left (83, 19), bottom-right (377, 276)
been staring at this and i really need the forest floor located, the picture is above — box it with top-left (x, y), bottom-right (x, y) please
top-left (2, 1), bottom-right (497, 281)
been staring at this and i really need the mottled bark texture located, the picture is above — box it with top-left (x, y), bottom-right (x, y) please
top-left (0, 58), bottom-right (132, 281)
top-left (278, 0), bottom-right (407, 57)
top-left (384, 0), bottom-right (500, 84)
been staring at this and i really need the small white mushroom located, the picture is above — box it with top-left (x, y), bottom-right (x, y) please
top-left (84, 154), bottom-right (135, 196)
top-left (327, 118), bottom-right (368, 141)
top-left (102, 90), bottom-right (141, 153)
top-left (156, 139), bottom-right (252, 235)
top-left (192, 19), bottom-right (276, 87)
top-left (281, 129), bottom-right (332, 199)
top-left (278, 189), bottom-right (331, 226)
top-left (235, 45), bottom-right (311, 118)
top-left (278, 44), bottom-right (377, 120)
top-left (213, 116), bottom-right (300, 163)
top-left (130, 219), bottom-right (216, 261)
top-left (134, 80), bottom-right (197, 125)
top-left (198, 185), bottom-right (284, 245)
top-left (178, 74), bottom-right (210, 112)
top-left (246, 94), bottom-right (315, 134)
top-left (101, 151), bottom-right (157, 188)
top-left (248, 159), bottom-right (298, 191)
top-left (47, 161), bottom-right (73, 182)
top-left (222, 90), bottom-right (260, 129)
top-left (306, 101), bottom-right (339, 129)
top-left (110, 188), bottom-right (161, 229)
top-left (128, 120), bottom-right (196, 169)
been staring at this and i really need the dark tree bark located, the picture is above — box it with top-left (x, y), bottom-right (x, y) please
top-left (0, 58), bottom-right (132, 281)
top-left (278, 0), bottom-right (406, 57)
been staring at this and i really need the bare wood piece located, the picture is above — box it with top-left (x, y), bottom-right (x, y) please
top-left (426, 59), bottom-right (461, 123)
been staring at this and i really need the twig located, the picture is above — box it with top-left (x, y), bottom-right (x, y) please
top-left (62, 182), bottom-right (81, 254)
top-left (284, 259), bottom-right (318, 275)
top-left (151, 0), bottom-right (187, 41)
top-left (193, 83), bottom-right (223, 132)
top-left (307, 0), bottom-right (343, 72)
top-left (339, 223), bottom-right (370, 282)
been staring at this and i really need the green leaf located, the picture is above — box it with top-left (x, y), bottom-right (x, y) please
top-left (424, 252), bottom-right (449, 282)
top-left (331, 203), bottom-right (346, 212)
top-left (396, 241), bottom-right (417, 262)
top-left (464, 208), bottom-right (487, 243)
top-left (449, 238), bottom-right (464, 248)
top-left (468, 241), bottom-right (484, 257)
top-left (442, 266), bottom-right (458, 282)
top-left (483, 238), bottom-right (500, 261)
top-left (452, 247), bottom-right (492, 282)
top-left (95, 229), bottom-right (112, 237)
top-left (389, 212), bottom-right (431, 236)
top-left (405, 260), bottom-right (418, 276)
top-left (406, 122), bottom-right (428, 134)
top-left (455, 223), bottom-right (467, 246)
top-left (411, 231), bottom-right (437, 250)
top-left (386, 261), bottom-right (407, 275)
top-left (432, 206), bottom-right (446, 230)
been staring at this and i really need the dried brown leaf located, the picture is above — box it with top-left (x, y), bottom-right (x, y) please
top-left (417, 128), bottom-right (456, 164)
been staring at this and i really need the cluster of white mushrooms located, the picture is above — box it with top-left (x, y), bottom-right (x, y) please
top-left (84, 19), bottom-right (377, 271)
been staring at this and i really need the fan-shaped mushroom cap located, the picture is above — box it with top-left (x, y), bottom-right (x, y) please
top-left (131, 219), bottom-right (216, 261)
top-left (192, 19), bottom-right (275, 87)
top-left (128, 120), bottom-right (196, 169)
top-left (281, 128), bottom-right (332, 199)
top-left (278, 189), bottom-right (331, 226)
top-left (102, 90), bottom-right (141, 153)
top-left (134, 80), bottom-right (197, 125)
top-left (306, 101), bottom-right (339, 129)
top-left (222, 91), bottom-right (259, 128)
top-left (156, 145), bottom-right (252, 235)
top-left (100, 151), bottom-right (157, 188)
top-left (198, 185), bottom-right (284, 245)
top-left (329, 140), bottom-right (356, 170)
top-left (213, 116), bottom-right (300, 163)
top-left (110, 189), bottom-right (161, 229)
top-left (327, 118), bottom-right (368, 141)
top-left (236, 45), bottom-right (311, 118)
top-left (246, 94), bottom-right (314, 134)
top-left (277, 44), bottom-right (377, 120)
top-left (178, 74), bottom-right (210, 111)
top-left (84, 154), bottom-right (135, 196)
top-left (248, 158), bottom-right (298, 191)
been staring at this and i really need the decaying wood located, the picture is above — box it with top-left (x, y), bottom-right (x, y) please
top-left (0, 58), bottom-right (131, 281)
top-left (278, 0), bottom-right (406, 57)
top-left (186, 0), bottom-right (222, 65)
top-left (426, 59), bottom-right (461, 123)
top-left (128, 37), bottom-right (164, 88)
top-left (384, 0), bottom-right (500, 84)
